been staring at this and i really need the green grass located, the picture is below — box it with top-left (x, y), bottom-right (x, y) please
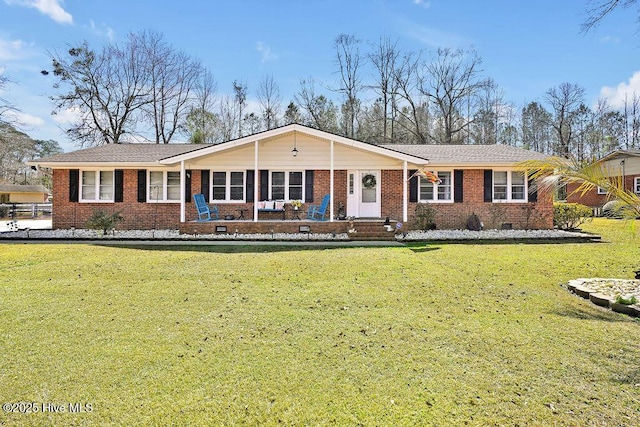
top-left (1, 218), bottom-right (639, 426)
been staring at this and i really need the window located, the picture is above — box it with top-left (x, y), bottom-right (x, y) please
top-left (148, 171), bottom-right (181, 202)
top-left (597, 186), bottom-right (607, 195)
top-left (211, 171), bottom-right (245, 202)
top-left (634, 177), bottom-right (639, 194)
top-left (419, 171), bottom-right (452, 202)
top-left (270, 171), bottom-right (304, 201)
top-left (493, 171), bottom-right (527, 202)
top-left (80, 170), bottom-right (114, 201)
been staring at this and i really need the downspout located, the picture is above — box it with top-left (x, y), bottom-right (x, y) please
top-left (330, 140), bottom-right (334, 222)
top-left (403, 161), bottom-right (408, 223)
top-left (180, 160), bottom-right (185, 223)
top-left (254, 139), bottom-right (259, 222)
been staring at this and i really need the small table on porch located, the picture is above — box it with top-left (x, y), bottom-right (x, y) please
top-left (291, 208), bottom-right (303, 220)
top-left (237, 209), bottom-right (247, 220)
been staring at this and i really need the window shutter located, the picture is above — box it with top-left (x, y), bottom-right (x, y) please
top-left (454, 169), bottom-right (463, 203)
top-left (409, 170), bottom-right (418, 202)
top-left (200, 170), bottom-right (210, 202)
top-left (483, 170), bottom-right (493, 202)
top-left (69, 169), bottom-right (79, 202)
top-left (259, 170), bottom-right (269, 200)
top-left (305, 170), bottom-right (314, 202)
top-left (246, 170), bottom-right (255, 202)
top-left (528, 178), bottom-right (538, 202)
top-left (137, 169), bottom-right (147, 203)
top-left (185, 170), bottom-right (192, 203)
top-left (114, 169), bottom-right (124, 203)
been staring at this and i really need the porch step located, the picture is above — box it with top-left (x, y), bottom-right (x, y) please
top-left (347, 221), bottom-right (399, 241)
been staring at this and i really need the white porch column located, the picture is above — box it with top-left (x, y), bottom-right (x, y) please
top-left (403, 161), bottom-right (408, 223)
top-left (180, 160), bottom-right (186, 223)
top-left (330, 139), bottom-right (334, 222)
top-left (254, 139), bottom-right (259, 222)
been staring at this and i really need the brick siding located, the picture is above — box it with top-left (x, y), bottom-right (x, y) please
top-left (52, 168), bottom-right (553, 230)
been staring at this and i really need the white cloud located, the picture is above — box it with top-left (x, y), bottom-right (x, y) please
top-left (413, 0), bottom-right (431, 8)
top-left (4, 0), bottom-right (73, 24)
top-left (85, 20), bottom-right (115, 42)
top-left (52, 106), bottom-right (80, 124)
top-left (599, 71), bottom-right (640, 109)
top-left (3, 109), bottom-right (46, 127)
top-left (0, 38), bottom-right (29, 61)
top-left (256, 41), bottom-right (277, 64)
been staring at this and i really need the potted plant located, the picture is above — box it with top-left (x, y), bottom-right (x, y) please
top-left (337, 202), bottom-right (346, 220)
top-left (290, 200), bottom-right (302, 211)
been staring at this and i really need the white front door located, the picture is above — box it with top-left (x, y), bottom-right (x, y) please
top-left (347, 170), bottom-right (381, 218)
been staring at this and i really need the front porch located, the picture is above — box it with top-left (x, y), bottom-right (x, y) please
top-left (179, 218), bottom-right (400, 241)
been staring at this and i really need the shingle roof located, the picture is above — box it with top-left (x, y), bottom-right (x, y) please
top-left (34, 143), bottom-right (205, 164)
top-left (0, 184), bottom-right (50, 194)
top-left (32, 140), bottom-right (546, 167)
top-left (379, 144), bottom-right (547, 165)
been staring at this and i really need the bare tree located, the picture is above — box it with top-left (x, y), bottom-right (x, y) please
top-left (420, 47), bottom-right (485, 144)
top-left (521, 102), bottom-right (553, 154)
top-left (582, 0), bottom-right (639, 32)
top-left (50, 41), bottom-right (152, 145)
top-left (368, 36), bottom-right (401, 143)
top-left (139, 30), bottom-right (203, 144)
top-left (295, 78), bottom-right (339, 132)
top-left (393, 51), bottom-right (430, 144)
top-left (0, 71), bottom-right (17, 125)
top-left (256, 74), bottom-right (282, 130)
top-left (544, 82), bottom-right (586, 157)
top-left (333, 34), bottom-right (362, 138)
top-left (233, 80), bottom-right (248, 137)
top-left (184, 69), bottom-right (218, 143)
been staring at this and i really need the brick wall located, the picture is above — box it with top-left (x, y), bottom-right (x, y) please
top-left (566, 174), bottom-right (640, 207)
top-left (52, 168), bottom-right (553, 230)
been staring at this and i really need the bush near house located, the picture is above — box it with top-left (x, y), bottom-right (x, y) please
top-left (553, 202), bottom-right (592, 230)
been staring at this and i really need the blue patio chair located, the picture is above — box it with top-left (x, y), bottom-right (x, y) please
top-left (193, 193), bottom-right (219, 221)
top-left (306, 194), bottom-right (330, 221)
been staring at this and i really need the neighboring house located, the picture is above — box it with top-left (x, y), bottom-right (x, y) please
top-left (0, 184), bottom-right (50, 203)
top-left (566, 149), bottom-right (640, 208)
top-left (29, 124), bottom-right (552, 231)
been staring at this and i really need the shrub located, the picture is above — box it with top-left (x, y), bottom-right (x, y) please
top-left (86, 210), bottom-right (124, 235)
top-left (414, 204), bottom-right (436, 230)
top-left (553, 202), bottom-right (592, 230)
top-left (615, 295), bottom-right (638, 305)
top-left (466, 213), bottom-right (482, 231)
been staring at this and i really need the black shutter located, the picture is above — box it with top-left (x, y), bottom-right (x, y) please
top-left (185, 170), bottom-right (192, 203)
top-left (483, 170), bottom-right (493, 202)
top-left (409, 169), bottom-right (418, 202)
top-left (305, 170), bottom-right (314, 202)
top-left (137, 169), bottom-right (147, 203)
top-left (454, 169), bottom-right (463, 203)
top-left (114, 169), bottom-right (124, 203)
top-left (259, 170), bottom-right (269, 200)
top-left (201, 170), bottom-right (210, 202)
top-left (528, 178), bottom-right (538, 202)
top-left (69, 169), bottom-right (79, 202)
top-left (246, 170), bottom-right (255, 202)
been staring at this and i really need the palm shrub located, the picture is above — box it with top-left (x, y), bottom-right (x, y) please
top-left (553, 202), bottom-right (592, 230)
top-left (86, 210), bottom-right (124, 235)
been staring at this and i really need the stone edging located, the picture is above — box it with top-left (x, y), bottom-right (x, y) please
top-left (567, 279), bottom-right (640, 317)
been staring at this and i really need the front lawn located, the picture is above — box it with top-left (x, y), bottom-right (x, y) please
top-left (1, 219), bottom-right (638, 425)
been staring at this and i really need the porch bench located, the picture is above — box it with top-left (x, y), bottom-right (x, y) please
top-left (257, 200), bottom-right (286, 220)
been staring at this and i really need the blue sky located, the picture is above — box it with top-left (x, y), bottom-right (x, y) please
top-left (1, 0), bottom-right (639, 151)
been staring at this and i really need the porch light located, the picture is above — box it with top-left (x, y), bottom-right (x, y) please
top-left (292, 131), bottom-right (298, 157)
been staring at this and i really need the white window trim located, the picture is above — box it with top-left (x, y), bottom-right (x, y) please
top-left (147, 170), bottom-right (181, 203)
top-left (210, 170), bottom-right (246, 203)
top-left (493, 170), bottom-right (528, 203)
top-left (597, 186), bottom-right (607, 195)
top-left (269, 170), bottom-right (305, 201)
top-left (80, 169), bottom-right (114, 203)
top-left (418, 170), bottom-right (454, 203)
top-left (634, 177), bottom-right (640, 194)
